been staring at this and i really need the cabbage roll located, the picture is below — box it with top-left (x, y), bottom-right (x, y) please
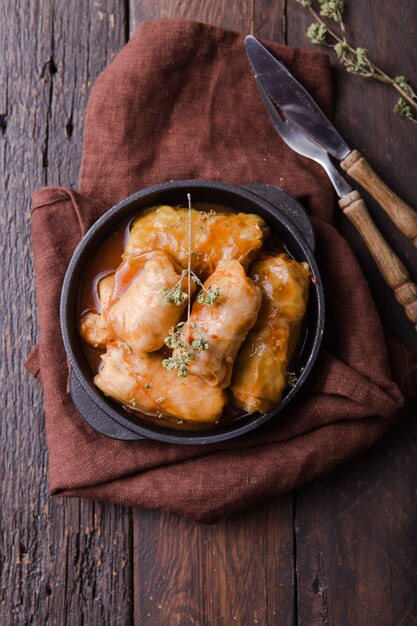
top-left (79, 274), bottom-right (115, 347)
top-left (230, 253), bottom-right (310, 413)
top-left (108, 251), bottom-right (195, 353)
top-left (125, 205), bottom-right (269, 279)
top-left (178, 260), bottom-right (262, 388)
top-left (94, 342), bottom-right (227, 423)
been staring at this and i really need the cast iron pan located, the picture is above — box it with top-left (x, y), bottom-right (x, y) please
top-left (60, 180), bottom-right (325, 444)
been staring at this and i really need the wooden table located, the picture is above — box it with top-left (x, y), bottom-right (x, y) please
top-left (1, 1), bottom-right (416, 624)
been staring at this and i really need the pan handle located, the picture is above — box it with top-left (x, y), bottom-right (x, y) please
top-left (70, 370), bottom-right (145, 440)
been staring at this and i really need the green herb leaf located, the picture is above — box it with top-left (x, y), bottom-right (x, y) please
top-left (307, 22), bottom-right (328, 44)
top-left (162, 284), bottom-right (188, 307)
top-left (197, 285), bottom-right (220, 306)
top-left (287, 371), bottom-right (298, 388)
top-left (162, 321), bottom-right (210, 377)
top-left (191, 337), bottom-right (209, 352)
top-left (319, 0), bottom-right (345, 22)
top-left (334, 42), bottom-right (349, 60)
top-left (394, 97), bottom-right (413, 119)
top-left (162, 356), bottom-right (183, 371)
top-left (296, 1), bottom-right (417, 124)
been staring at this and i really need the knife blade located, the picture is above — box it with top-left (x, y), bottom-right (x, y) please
top-left (244, 35), bottom-right (417, 249)
top-left (245, 35), bottom-right (350, 161)
top-left (253, 76), bottom-right (353, 198)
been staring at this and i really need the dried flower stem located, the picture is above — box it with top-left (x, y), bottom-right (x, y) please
top-left (186, 193), bottom-right (192, 343)
top-left (297, 0), bottom-right (417, 124)
top-left (161, 198), bottom-right (221, 307)
top-left (161, 194), bottom-right (220, 377)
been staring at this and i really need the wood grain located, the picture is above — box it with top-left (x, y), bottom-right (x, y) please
top-left (0, 2), bottom-right (132, 624)
top-left (295, 401), bottom-right (417, 626)
top-left (134, 498), bottom-right (295, 626)
top-left (129, 0), bottom-right (286, 40)
top-left (286, 2), bottom-right (417, 624)
top-left (1, 0), bottom-right (417, 625)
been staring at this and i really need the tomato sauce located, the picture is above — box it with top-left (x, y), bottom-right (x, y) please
top-left (77, 204), bottom-right (291, 429)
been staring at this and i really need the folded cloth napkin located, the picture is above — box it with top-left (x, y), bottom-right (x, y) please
top-left (26, 19), bottom-right (416, 523)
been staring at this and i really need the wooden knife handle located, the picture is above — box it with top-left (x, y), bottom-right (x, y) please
top-left (341, 150), bottom-right (417, 246)
top-left (339, 190), bottom-right (417, 328)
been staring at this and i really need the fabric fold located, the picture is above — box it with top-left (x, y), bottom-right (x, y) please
top-left (27, 19), bottom-right (416, 522)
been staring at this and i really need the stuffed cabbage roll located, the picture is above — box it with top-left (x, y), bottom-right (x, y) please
top-left (177, 260), bottom-right (262, 388)
top-left (230, 253), bottom-right (310, 413)
top-left (94, 342), bottom-right (227, 423)
top-left (125, 205), bottom-right (269, 279)
top-left (108, 251), bottom-right (195, 353)
top-left (79, 274), bottom-right (115, 347)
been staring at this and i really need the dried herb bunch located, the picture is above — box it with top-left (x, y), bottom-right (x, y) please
top-left (161, 194), bottom-right (220, 377)
top-left (296, 0), bottom-right (417, 124)
top-left (162, 322), bottom-right (209, 378)
top-left (162, 270), bottom-right (220, 307)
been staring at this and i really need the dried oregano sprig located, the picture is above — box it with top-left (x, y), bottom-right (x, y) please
top-left (192, 273), bottom-right (221, 306)
top-left (162, 271), bottom-right (189, 306)
top-left (162, 322), bottom-right (209, 378)
top-left (287, 371), bottom-right (299, 388)
top-left (296, 0), bottom-right (417, 124)
top-left (163, 271), bottom-right (221, 307)
top-left (161, 194), bottom-right (219, 377)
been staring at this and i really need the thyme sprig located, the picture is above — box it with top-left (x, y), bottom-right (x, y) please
top-left (191, 273), bottom-right (221, 306)
top-left (162, 270), bottom-right (189, 306)
top-left (162, 322), bottom-right (209, 377)
top-left (161, 267), bottom-right (221, 308)
top-left (287, 371), bottom-right (299, 388)
top-left (296, 0), bottom-right (417, 124)
top-left (198, 285), bottom-right (220, 306)
top-left (161, 193), bottom-right (218, 377)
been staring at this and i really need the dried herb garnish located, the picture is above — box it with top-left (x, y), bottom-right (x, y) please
top-left (296, 0), bottom-right (417, 124)
top-left (161, 194), bottom-right (218, 377)
top-left (162, 322), bottom-right (209, 378)
top-left (192, 273), bottom-right (220, 306)
top-left (162, 270), bottom-right (221, 308)
top-left (287, 371), bottom-right (298, 388)
top-left (162, 270), bottom-right (189, 306)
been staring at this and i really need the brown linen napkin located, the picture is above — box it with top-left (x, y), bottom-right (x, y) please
top-left (26, 19), bottom-right (416, 523)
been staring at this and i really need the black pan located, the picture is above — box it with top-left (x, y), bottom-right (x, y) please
top-left (60, 180), bottom-right (325, 444)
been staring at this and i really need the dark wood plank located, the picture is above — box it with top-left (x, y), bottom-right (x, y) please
top-left (294, 403), bottom-right (417, 626)
top-left (130, 0), bottom-right (252, 35)
top-left (130, 0), bottom-right (286, 40)
top-left (47, 0), bottom-right (127, 188)
top-left (253, 0), bottom-right (286, 41)
top-left (286, 2), bottom-right (417, 624)
top-left (134, 498), bottom-right (295, 626)
top-left (0, 2), bottom-right (133, 624)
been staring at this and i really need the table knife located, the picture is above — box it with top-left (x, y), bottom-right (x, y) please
top-left (245, 35), bottom-right (417, 329)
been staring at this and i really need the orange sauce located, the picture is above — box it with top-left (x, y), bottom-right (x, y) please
top-left (78, 220), bottom-right (132, 374)
top-left (77, 204), bottom-right (288, 428)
